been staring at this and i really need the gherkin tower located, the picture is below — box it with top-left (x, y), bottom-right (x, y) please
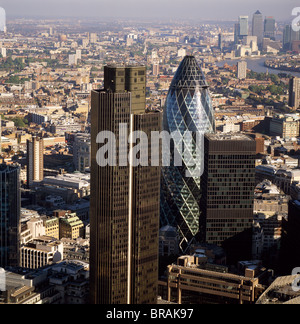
top-left (160, 55), bottom-right (215, 253)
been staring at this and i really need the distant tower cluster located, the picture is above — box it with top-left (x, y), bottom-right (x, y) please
top-left (200, 134), bottom-right (256, 263)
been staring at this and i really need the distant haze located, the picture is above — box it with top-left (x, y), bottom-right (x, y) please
top-left (1, 0), bottom-right (299, 22)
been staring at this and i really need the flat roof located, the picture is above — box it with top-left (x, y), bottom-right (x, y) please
top-left (205, 133), bottom-right (253, 141)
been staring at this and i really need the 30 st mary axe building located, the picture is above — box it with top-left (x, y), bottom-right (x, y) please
top-left (27, 136), bottom-right (44, 187)
top-left (200, 134), bottom-right (256, 263)
top-left (160, 56), bottom-right (215, 253)
top-left (252, 10), bottom-right (264, 46)
top-left (90, 65), bottom-right (162, 304)
top-left (0, 164), bottom-right (21, 268)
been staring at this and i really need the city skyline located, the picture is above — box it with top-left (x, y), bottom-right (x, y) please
top-left (1, 3), bottom-right (300, 305)
top-left (0, 0), bottom-right (299, 22)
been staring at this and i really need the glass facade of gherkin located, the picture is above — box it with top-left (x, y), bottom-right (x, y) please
top-left (160, 55), bottom-right (215, 253)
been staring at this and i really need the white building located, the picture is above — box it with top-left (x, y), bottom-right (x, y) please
top-left (237, 60), bottom-right (247, 79)
top-left (20, 237), bottom-right (63, 270)
top-left (68, 54), bottom-right (77, 66)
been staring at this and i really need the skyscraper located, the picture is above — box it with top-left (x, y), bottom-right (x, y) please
top-left (90, 65), bottom-right (162, 304)
top-left (0, 164), bottom-right (21, 268)
top-left (283, 25), bottom-right (300, 51)
top-left (239, 16), bottom-right (249, 39)
top-left (200, 134), bottom-right (256, 263)
top-left (218, 32), bottom-right (224, 51)
top-left (27, 136), bottom-right (44, 188)
top-left (289, 77), bottom-right (300, 110)
top-left (160, 56), bottom-right (215, 253)
top-left (264, 17), bottom-right (276, 40)
top-left (234, 23), bottom-right (240, 44)
top-left (252, 10), bottom-right (263, 46)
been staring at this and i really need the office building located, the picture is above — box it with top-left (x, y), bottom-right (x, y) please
top-left (252, 10), bottom-right (264, 46)
top-left (153, 63), bottom-right (160, 76)
top-left (160, 255), bottom-right (266, 304)
top-left (27, 136), bottom-right (44, 187)
top-left (160, 55), bottom-right (215, 253)
top-left (59, 213), bottom-right (84, 240)
top-left (20, 237), bottom-right (63, 270)
top-left (239, 16), bottom-right (249, 38)
top-left (237, 60), bottom-right (247, 79)
top-left (0, 260), bottom-right (89, 304)
top-left (159, 226), bottom-right (179, 257)
top-left (90, 65), bottom-right (162, 304)
top-left (73, 133), bottom-right (91, 173)
top-left (264, 17), bottom-right (276, 40)
top-left (200, 134), bottom-right (256, 263)
top-left (42, 216), bottom-right (59, 240)
top-left (269, 114), bottom-right (300, 138)
top-left (289, 77), bottom-right (300, 110)
top-left (280, 200), bottom-right (300, 274)
top-left (283, 25), bottom-right (300, 51)
top-left (234, 23), bottom-right (240, 44)
top-left (0, 164), bottom-right (21, 268)
top-left (218, 33), bottom-right (223, 51)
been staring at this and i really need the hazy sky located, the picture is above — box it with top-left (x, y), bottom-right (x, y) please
top-left (1, 0), bottom-right (299, 22)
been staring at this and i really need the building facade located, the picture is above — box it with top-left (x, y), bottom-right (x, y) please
top-left (239, 16), bottom-right (249, 39)
top-left (289, 77), bottom-right (300, 110)
top-left (252, 10), bottom-right (264, 46)
top-left (20, 237), bottom-right (63, 270)
top-left (200, 134), bottom-right (256, 263)
top-left (264, 17), bottom-right (276, 40)
top-left (90, 65), bottom-right (161, 304)
top-left (160, 255), bottom-right (265, 304)
top-left (237, 60), bottom-right (247, 79)
top-left (27, 136), bottom-right (44, 187)
top-left (73, 133), bottom-right (91, 173)
top-left (160, 55), bottom-right (215, 253)
top-left (0, 164), bottom-right (21, 268)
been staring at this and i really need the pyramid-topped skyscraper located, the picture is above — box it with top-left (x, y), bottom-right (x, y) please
top-left (160, 55), bottom-right (215, 252)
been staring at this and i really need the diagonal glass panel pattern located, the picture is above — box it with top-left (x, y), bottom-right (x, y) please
top-left (161, 56), bottom-right (215, 253)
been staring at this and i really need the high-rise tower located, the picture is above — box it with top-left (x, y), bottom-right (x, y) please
top-left (239, 16), bottom-right (249, 39)
top-left (289, 77), bottom-right (300, 110)
top-left (0, 164), bottom-right (21, 268)
top-left (252, 10), bottom-right (264, 46)
top-left (200, 134), bottom-right (256, 264)
top-left (27, 136), bottom-right (44, 188)
top-left (264, 16), bottom-right (276, 40)
top-left (90, 65), bottom-right (162, 304)
top-left (160, 55), bottom-right (215, 253)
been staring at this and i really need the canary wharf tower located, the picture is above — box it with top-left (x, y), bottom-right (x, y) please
top-left (161, 55), bottom-right (215, 252)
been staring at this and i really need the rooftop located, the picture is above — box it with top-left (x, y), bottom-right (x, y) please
top-left (205, 133), bottom-right (253, 141)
